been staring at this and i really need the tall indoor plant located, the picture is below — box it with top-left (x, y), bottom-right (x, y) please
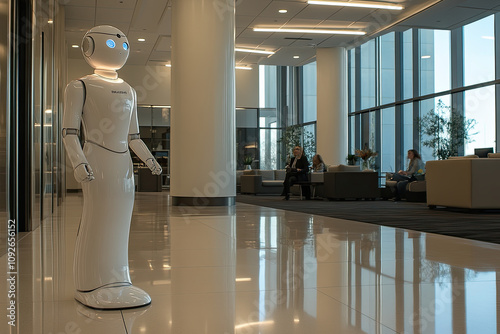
top-left (417, 100), bottom-right (477, 160)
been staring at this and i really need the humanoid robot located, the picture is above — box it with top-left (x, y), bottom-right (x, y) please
top-left (62, 25), bottom-right (162, 309)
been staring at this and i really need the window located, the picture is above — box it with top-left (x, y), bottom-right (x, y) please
top-left (303, 62), bottom-right (317, 123)
top-left (464, 86), bottom-right (495, 154)
top-left (463, 15), bottom-right (495, 86)
top-left (360, 39), bottom-right (376, 109)
top-left (381, 107), bottom-right (395, 172)
top-left (380, 33), bottom-right (395, 104)
top-left (419, 29), bottom-right (451, 96)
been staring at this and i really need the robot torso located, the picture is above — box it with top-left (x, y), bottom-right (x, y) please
top-left (80, 74), bottom-right (134, 152)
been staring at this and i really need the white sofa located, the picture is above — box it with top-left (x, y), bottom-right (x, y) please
top-left (426, 158), bottom-right (500, 209)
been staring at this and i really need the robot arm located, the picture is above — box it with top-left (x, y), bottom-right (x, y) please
top-left (62, 80), bottom-right (95, 183)
top-left (128, 89), bottom-right (162, 175)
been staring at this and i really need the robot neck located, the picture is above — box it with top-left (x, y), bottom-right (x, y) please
top-left (94, 69), bottom-right (118, 80)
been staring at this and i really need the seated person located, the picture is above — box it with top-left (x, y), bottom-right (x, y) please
top-left (390, 149), bottom-right (425, 201)
top-left (312, 154), bottom-right (326, 172)
top-left (281, 146), bottom-right (310, 200)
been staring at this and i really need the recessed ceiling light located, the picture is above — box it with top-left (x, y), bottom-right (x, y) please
top-left (279, 9), bottom-right (288, 13)
top-left (235, 48), bottom-right (275, 55)
top-left (308, 0), bottom-right (403, 10)
top-left (71, 45), bottom-right (79, 48)
top-left (138, 38), bottom-right (146, 42)
top-left (293, 55), bottom-right (300, 59)
top-left (421, 55), bottom-right (431, 59)
top-left (253, 28), bottom-right (365, 35)
top-left (165, 64), bottom-right (172, 67)
top-left (48, 19), bottom-right (53, 24)
top-left (236, 66), bottom-right (253, 70)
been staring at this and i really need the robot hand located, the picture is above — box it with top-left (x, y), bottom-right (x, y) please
top-left (146, 158), bottom-right (162, 175)
top-left (74, 163), bottom-right (95, 183)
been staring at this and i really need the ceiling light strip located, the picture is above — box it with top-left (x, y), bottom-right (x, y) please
top-left (308, 0), bottom-right (403, 10)
top-left (236, 66), bottom-right (253, 70)
top-left (235, 48), bottom-right (275, 55)
top-left (253, 28), bottom-right (365, 35)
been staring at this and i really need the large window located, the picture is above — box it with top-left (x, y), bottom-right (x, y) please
top-left (463, 15), bottom-right (495, 86)
top-left (303, 62), bottom-right (317, 123)
top-left (360, 39), bottom-right (376, 109)
top-left (349, 13), bottom-right (499, 167)
top-left (380, 33), bottom-right (395, 104)
top-left (419, 29), bottom-right (451, 96)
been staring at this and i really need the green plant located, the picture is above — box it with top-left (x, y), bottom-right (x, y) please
top-left (278, 125), bottom-right (316, 165)
top-left (243, 155), bottom-right (253, 165)
top-left (417, 100), bottom-right (477, 160)
top-left (346, 154), bottom-right (359, 165)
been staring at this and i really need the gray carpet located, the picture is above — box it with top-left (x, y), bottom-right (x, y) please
top-left (236, 195), bottom-right (500, 244)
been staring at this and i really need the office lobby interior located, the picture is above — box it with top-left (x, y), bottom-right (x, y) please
top-left (1, 0), bottom-right (500, 333)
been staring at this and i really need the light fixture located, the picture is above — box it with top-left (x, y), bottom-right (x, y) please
top-left (138, 38), bottom-right (146, 42)
top-left (48, 19), bottom-right (53, 24)
top-left (45, 109), bottom-right (52, 114)
top-left (253, 27), bottom-right (365, 35)
top-left (236, 66), bottom-right (253, 70)
top-left (308, 0), bottom-right (403, 10)
top-left (421, 55), bottom-right (431, 59)
top-left (293, 55), bottom-right (300, 59)
top-left (71, 44), bottom-right (79, 48)
top-left (165, 64), bottom-right (172, 67)
top-left (235, 277), bottom-right (252, 282)
top-left (279, 9), bottom-right (288, 13)
top-left (235, 48), bottom-right (275, 55)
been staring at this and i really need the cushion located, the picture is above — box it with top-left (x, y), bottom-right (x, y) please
top-left (488, 153), bottom-right (500, 158)
top-left (327, 164), bottom-right (361, 172)
top-left (262, 180), bottom-right (283, 187)
top-left (259, 170), bottom-right (275, 181)
top-left (243, 169), bottom-right (257, 175)
top-left (310, 172), bottom-right (324, 183)
top-left (448, 155), bottom-right (478, 159)
top-left (274, 170), bottom-right (286, 180)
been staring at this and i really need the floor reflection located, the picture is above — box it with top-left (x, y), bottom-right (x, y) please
top-left (0, 192), bottom-right (499, 333)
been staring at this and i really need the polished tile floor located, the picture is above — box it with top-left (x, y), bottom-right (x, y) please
top-left (1, 192), bottom-right (500, 333)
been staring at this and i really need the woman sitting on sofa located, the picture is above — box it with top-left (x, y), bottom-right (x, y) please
top-left (312, 154), bottom-right (326, 172)
top-left (281, 146), bottom-right (310, 200)
top-left (390, 149), bottom-right (425, 201)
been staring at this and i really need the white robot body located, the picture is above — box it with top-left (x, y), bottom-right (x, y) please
top-left (62, 25), bottom-right (161, 309)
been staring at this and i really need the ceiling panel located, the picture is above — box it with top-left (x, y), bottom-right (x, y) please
top-left (130, 0), bottom-right (168, 31)
top-left (235, 0), bottom-right (272, 16)
top-left (154, 36), bottom-right (171, 52)
top-left (294, 5), bottom-right (341, 20)
top-left (93, 21), bottom-right (130, 33)
top-left (64, 0), bottom-right (96, 7)
top-left (65, 6), bottom-right (96, 21)
top-left (236, 15), bottom-right (256, 28)
top-left (250, 15), bottom-right (291, 27)
top-left (459, 0), bottom-right (500, 10)
top-left (96, 7), bottom-right (134, 23)
top-left (97, 0), bottom-right (137, 9)
top-left (66, 19), bottom-right (96, 32)
top-left (258, 1), bottom-right (307, 18)
top-left (285, 18), bottom-right (322, 28)
top-left (149, 51), bottom-right (171, 62)
top-left (327, 7), bottom-right (376, 22)
top-left (155, 7), bottom-right (172, 35)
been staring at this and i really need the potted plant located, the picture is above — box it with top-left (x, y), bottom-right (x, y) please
top-left (243, 155), bottom-right (253, 169)
top-left (346, 154), bottom-right (358, 166)
top-left (417, 100), bottom-right (477, 160)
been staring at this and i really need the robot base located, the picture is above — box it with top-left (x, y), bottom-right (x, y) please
top-left (75, 283), bottom-right (151, 310)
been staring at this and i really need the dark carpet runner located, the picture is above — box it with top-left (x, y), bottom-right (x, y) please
top-left (236, 195), bottom-right (500, 244)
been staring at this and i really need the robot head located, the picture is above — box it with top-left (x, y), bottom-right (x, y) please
top-left (81, 25), bottom-right (130, 71)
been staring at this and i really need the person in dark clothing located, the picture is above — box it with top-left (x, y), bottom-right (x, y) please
top-left (281, 146), bottom-right (310, 200)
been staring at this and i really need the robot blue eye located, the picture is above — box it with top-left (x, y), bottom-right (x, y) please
top-left (106, 39), bottom-right (116, 48)
top-left (123, 42), bottom-right (129, 50)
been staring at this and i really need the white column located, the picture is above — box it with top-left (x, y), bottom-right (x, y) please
top-left (171, 0), bottom-right (236, 206)
top-left (316, 47), bottom-right (348, 166)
